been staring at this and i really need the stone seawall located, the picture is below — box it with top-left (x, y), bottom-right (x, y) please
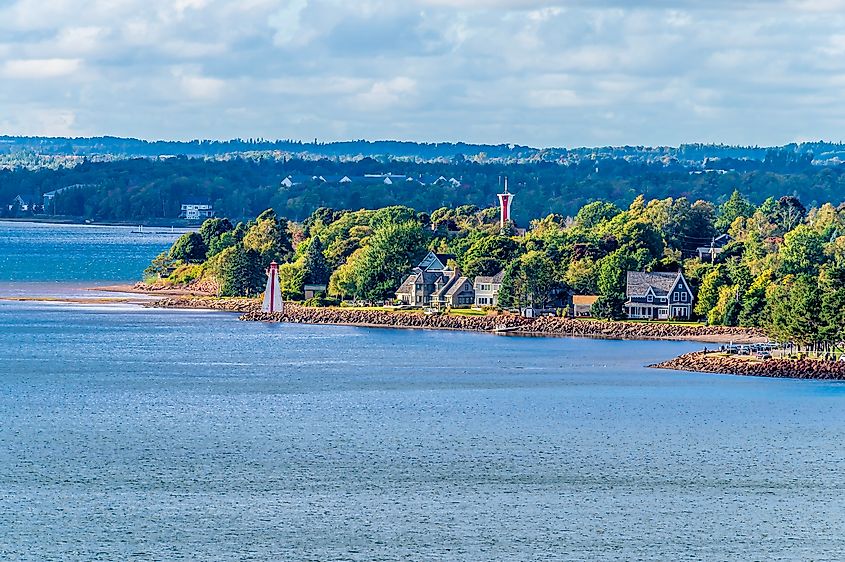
top-left (651, 352), bottom-right (845, 380)
top-left (145, 296), bottom-right (765, 342)
top-left (240, 304), bottom-right (764, 342)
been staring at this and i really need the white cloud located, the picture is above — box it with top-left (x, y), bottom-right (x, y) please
top-left (2, 58), bottom-right (82, 79)
top-left (0, 0), bottom-right (845, 146)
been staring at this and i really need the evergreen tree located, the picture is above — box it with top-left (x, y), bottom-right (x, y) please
top-left (213, 245), bottom-right (265, 297)
top-left (303, 236), bottom-right (330, 285)
top-left (715, 190), bottom-right (754, 232)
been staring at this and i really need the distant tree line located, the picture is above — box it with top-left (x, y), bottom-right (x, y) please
top-left (5, 153), bottom-right (845, 225)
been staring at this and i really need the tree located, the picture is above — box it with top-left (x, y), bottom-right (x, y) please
top-left (197, 217), bottom-right (233, 251)
top-left (779, 224), bottom-right (826, 276)
top-left (574, 201), bottom-right (621, 230)
top-left (715, 190), bottom-right (754, 232)
top-left (212, 245), bottom-right (265, 297)
top-left (592, 293), bottom-right (626, 320)
top-left (819, 265), bottom-right (845, 348)
top-left (169, 232), bottom-right (207, 263)
top-left (144, 252), bottom-right (176, 280)
top-left (278, 262), bottom-right (305, 299)
top-left (303, 236), bottom-right (330, 285)
top-left (242, 209), bottom-right (293, 265)
top-left (694, 266), bottom-right (728, 319)
top-left (770, 196), bottom-right (807, 234)
top-left (498, 251), bottom-right (556, 309)
top-left (351, 221), bottom-right (428, 301)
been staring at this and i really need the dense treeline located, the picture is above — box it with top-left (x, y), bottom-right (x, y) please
top-left (150, 190), bottom-right (845, 350)
top-left (5, 154), bottom-right (845, 224)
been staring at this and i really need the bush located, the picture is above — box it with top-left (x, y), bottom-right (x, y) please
top-left (168, 264), bottom-right (204, 285)
top-left (303, 296), bottom-right (340, 307)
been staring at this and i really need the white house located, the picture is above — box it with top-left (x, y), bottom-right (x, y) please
top-left (473, 270), bottom-right (505, 307)
top-left (180, 202), bottom-right (215, 221)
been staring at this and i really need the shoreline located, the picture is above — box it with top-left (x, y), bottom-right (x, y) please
top-left (0, 217), bottom-right (194, 229)
top-left (144, 295), bottom-right (767, 343)
top-left (651, 351), bottom-right (845, 381)
top-left (5, 288), bottom-right (769, 345)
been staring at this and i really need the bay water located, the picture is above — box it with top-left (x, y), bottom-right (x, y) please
top-left (2, 221), bottom-right (845, 560)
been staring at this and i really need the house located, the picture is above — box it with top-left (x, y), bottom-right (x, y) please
top-left (179, 202), bottom-right (215, 221)
top-left (625, 271), bottom-right (694, 320)
top-left (320, 175), bottom-right (353, 184)
top-left (42, 184), bottom-right (87, 211)
top-left (431, 275), bottom-right (475, 308)
top-left (395, 251), bottom-right (458, 306)
top-left (304, 284), bottom-right (328, 299)
top-left (9, 195), bottom-right (33, 212)
top-left (473, 270), bottom-right (505, 307)
top-left (696, 233), bottom-right (732, 261)
top-left (281, 174), bottom-right (321, 188)
top-left (572, 295), bottom-right (599, 317)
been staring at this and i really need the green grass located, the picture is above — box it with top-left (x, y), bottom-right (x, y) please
top-left (449, 308), bottom-right (488, 317)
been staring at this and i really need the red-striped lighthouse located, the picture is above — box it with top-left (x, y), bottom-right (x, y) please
top-left (497, 178), bottom-right (514, 229)
top-left (262, 261), bottom-right (283, 313)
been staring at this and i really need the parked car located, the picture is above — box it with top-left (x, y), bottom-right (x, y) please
top-left (755, 351), bottom-right (772, 360)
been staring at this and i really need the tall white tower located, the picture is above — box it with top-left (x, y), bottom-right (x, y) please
top-left (497, 178), bottom-right (515, 229)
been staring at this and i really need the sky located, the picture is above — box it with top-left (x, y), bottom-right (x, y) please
top-left (2, 0), bottom-right (845, 147)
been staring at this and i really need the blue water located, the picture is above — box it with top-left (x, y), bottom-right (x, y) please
top-left (2, 223), bottom-right (845, 560)
top-left (0, 221), bottom-right (184, 283)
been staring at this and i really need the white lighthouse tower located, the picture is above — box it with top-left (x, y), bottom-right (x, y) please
top-left (497, 178), bottom-right (515, 229)
top-left (262, 261), bottom-right (284, 313)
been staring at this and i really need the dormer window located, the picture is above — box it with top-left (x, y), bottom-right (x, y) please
top-left (647, 294), bottom-right (653, 303)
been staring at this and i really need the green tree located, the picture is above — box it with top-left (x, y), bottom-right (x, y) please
top-left (303, 236), bottom-right (331, 285)
top-left (779, 224), bottom-right (826, 275)
top-left (694, 265), bottom-right (728, 319)
top-left (498, 251), bottom-right (556, 309)
top-left (715, 190), bottom-right (754, 232)
top-left (352, 221), bottom-right (428, 301)
top-left (819, 265), bottom-right (845, 348)
top-left (197, 217), bottom-right (233, 252)
top-left (169, 232), bottom-right (207, 263)
top-left (574, 201), bottom-right (621, 230)
top-left (212, 245), bottom-right (265, 297)
top-left (278, 262), bottom-right (305, 300)
top-left (242, 209), bottom-right (293, 265)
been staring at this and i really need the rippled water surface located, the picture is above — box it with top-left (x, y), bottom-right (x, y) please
top-left (2, 222), bottom-right (845, 560)
top-left (0, 220), bottom-right (183, 283)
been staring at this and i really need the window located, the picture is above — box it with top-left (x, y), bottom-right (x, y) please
top-left (647, 294), bottom-right (653, 303)
top-left (680, 292), bottom-right (687, 302)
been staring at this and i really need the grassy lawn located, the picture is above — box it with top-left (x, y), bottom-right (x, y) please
top-left (449, 308), bottom-right (488, 317)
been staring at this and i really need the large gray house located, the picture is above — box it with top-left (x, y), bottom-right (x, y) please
top-left (395, 252), bottom-right (458, 306)
top-left (625, 271), bottom-right (694, 320)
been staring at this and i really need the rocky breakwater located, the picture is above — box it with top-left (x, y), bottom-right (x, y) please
top-left (519, 317), bottom-right (765, 341)
top-left (146, 296), bottom-right (260, 313)
top-left (241, 305), bottom-right (535, 332)
top-left (241, 306), bottom-right (764, 342)
top-left (651, 352), bottom-right (845, 380)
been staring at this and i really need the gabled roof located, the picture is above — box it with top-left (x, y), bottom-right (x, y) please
top-left (444, 276), bottom-right (472, 298)
top-left (417, 251), bottom-right (456, 272)
top-left (572, 295), bottom-right (599, 306)
top-left (626, 271), bottom-right (682, 297)
top-left (475, 270), bottom-right (505, 284)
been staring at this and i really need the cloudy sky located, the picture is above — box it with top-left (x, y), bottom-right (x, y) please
top-left (2, 0), bottom-right (845, 147)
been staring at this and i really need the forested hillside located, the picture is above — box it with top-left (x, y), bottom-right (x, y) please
top-left (4, 153), bottom-right (845, 224)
